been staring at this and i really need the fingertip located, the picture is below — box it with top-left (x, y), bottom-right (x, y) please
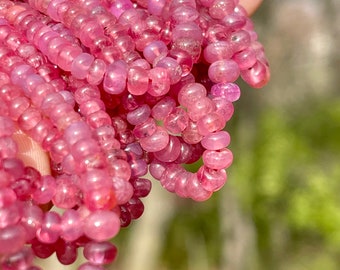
top-left (239, 0), bottom-right (263, 16)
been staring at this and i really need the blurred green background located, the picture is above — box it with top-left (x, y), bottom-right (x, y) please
top-left (37, 0), bottom-right (340, 269)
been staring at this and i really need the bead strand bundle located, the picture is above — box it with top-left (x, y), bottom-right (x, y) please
top-left (0, 0), bottom-right (270, 269)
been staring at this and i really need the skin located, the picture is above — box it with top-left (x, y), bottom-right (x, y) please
top-left (14, 0), bottom-right (263, 175)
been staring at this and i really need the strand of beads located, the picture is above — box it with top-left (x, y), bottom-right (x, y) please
top-left (0, 0), bottom-right (270, 268)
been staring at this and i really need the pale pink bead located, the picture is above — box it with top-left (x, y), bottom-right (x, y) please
top-left (182, 120), bottom-right (203, 144)
top-left (208, 59), bottom-right (240, 83)
top-left (139, 126), bottom-right (169, 152)
top-left (56, 111), bottom-right (82, 130)
top-left (84, 241), bottom-right (118, 265)
top-left (211, 82), bottom-right (241, 102)
top-left (209, 0), bottom-right (235, 19)
top-left (36, 211), bottom-right (61, 243)
top-left (127, 104), bottom-right (151, 125)
top-left (74, 85), bottom-right (100, 104)
top-left (48, 102), bottom-right (74, 124)
top-left (229, 30), bottom-right (251, 53)
top-left (10, 64), bottom-right (35, 89)
top-left (203, 41), bottom-right (233, 64)
top-left (112, 177), bottom-right (133, 204)
top-left (0, 188), bottom-right (16, 208)
top-left (25, 74), bottom-right (46, 96)
top-left (42, 36), bottom-right (67, 62)
top-left (71, 138), bottom-right (101, 160)
top-left (172, 5), bottom-right (199, 24)
top-left (197, 166), bottom-right (227, 192)
top-left (0, 201), bottom-right (21, 228)
top-left (109, 159), bottom-right (131, 181)
top-left (78, 262), bottom-right (105, 270)
top-left (56, 45), bottom-right (82, 71)
top-left (87, 59), bottom-right (106, 85)
top-left (27, 118), bottom-right (52, 143)
top-left (40, 92), bottom-right (64, 114)
top-left (63, 121), bottom-right (92, 146)
top-left (201, 130), bottom-right (231, 150)
top-left (32, 175), bottom-right (56, 204)
top-left (169, 49), bottom-right (193, 76)
top-left (79, 21), bottom-right (104, 48)
top-left (127, 66), bottom-right (149, 95)
top-left (0, 136), bottom-right (18, 158)
top-left (187, 97), bottom-right (215, 122)
top-left (173, 22), bottom-right (203, 41)
top-left (52, 176), bottom-right (79, 209)
top-left (83, 210), bottom-right (120, 241)
top-left (61, 209), bottom-right (83, 242)
top-left (86, 110), bottom-right (112, 128)
top-left (171, 37), bottom-right (202, 62)
top-left (151, 96), bottom-right (176, 121)
top-left (174, 171), bottom-right (190, 198)
top-left (130, 58), bottom-right (151, 69)
top-left (203, 148), bottom-right (233, 170)
top-left (240, 60), bottom-right (270, 88)
top-left (186, 173), bottom-right (212, 201)
top-left (30, 83), bottom-right (55, 107)
top-left (143, 40), bottom-right (168, 64)
top-left (178, 82), bottom-right (207, 107)
top-left (80, 169), bottom-right (112, 191)
top-left (0, 224), bottom-right (26, 255)
top-left (164, 107), bottom-right (189, 134)
top-left (83, 186), bottom-right (117, 210)
top-left (109, 0), bottom-right (133, 18)
top-left (0, 116), bottom-right (15, 137)
top-left (222, 13), bottom-right (246, 30)
top-left (79, 98), bottom-right (105, 116)
top-left (148, 67), bottom-right (170, 96)
top-left (155, 56), bottom-right (182, 84)
top-left (160, 164), bottom-right (185, 193)
top-left (17, 107), bottom-right (42, 131)
top-left (197, 112), bottom-right (225, 136)
top-left (212, 98), bottom-right (234, 122)
top-left (71, 53), bottom-right (95, 80)
top-left (1, 246), bottom-right (34, 269)
top-left (154, 135), bottom-right (181, 162)
top-left (47, 0), bottom-right (67, 21)
top-left (20, 204), bottom-right (43, 241)
top-left (103, 61), bottom-right (127, 94)
top-left (147, 0), bottom-right (166, 16)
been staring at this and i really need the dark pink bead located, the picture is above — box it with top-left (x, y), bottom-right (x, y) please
top-left (56, 239), bottom-right (78, 265)
top-left (149, 159), bottom-right (166, 180)
top-left (130, 177), bottom-right (152, 197)
top-left (83, 241), bottom-right (118, 265)
top-left (125, 196), bottom-right (144, 219)
top-left (182, 120), bottom-right (203, 144)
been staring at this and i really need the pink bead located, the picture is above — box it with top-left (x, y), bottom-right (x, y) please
top-left (127, 66), bottom-right (149, 95)
top-left (187, 97), bottom-right (214, 122)
top-left (174, 171), bottom-right (190, 198)
top-left (172, 5), bottom-right (199, 24)
top-left (79, 98), bottom-right (105, 116)
top-left (240, 60), bottom-right (270, 88)
top-left (60, 209), bottom-right (83, 242)
top-left (83, 241), bottom-right (118, 265)
top-left (149, 159), bottom-right (166, 180)
top-left (221, 12), bottom-right (246, 30)
top-left (109, 159), bottom-right (131, 181)
top-left (197, 112), bottom-right (225, 136)
top-left (0, 202), bottom-right (21, 228)
top-left (78, 263), bottom-right (105, 270)
top-left (139, 126), bottom-right (169, 152)
top-left (0, 188), bottom-right (16, 208)
top-left (36, 211), bottom-right (61, 243)
top-left (178, 82), bottom-right (207, 107)
top-left (87, 59), bottom-right (106, 85)
top-left (172, 22), bottom-right (203, 42)
top-left (1, 246), bottom-right (34, 270)
top-left (56, 45), bottom-right (82, 71)
top-left (211, 82), bottom-right (241, 102)
top-left (10, 64), bottom-right (35, 89)
top-left (147, 0), bottom-right (166, 16)
top-left (17, 107), bottom-right (42, 131)
top-left (164, 107), bottom-right (189, 134)
top-left (0, 136), bottom-right (18, 158)
top-left (112, 177), bottom-right (133, 204)
top-left (154, 135), bottom-right (181, 162)
top-left (1, 157), bottom-right (24, 181)
top-left (182, 120), bottom-right (203, 144)
top-left (169, 49), bottom-right (193, 76)
top-left (201, 130), bottom-right (231, 150)
top-left (79, 169), bottom-right (112, 191)
top-left (83, 210), bottom-right (120, 241)
top-left (151, 96), bottom-right (176, 121)
top-left (127, 104), bottom-right (151, 125)
top-left (155, 56), bottom-right (182, 84)
top-left (47, 0), bottom-right (67, 21)
top-left (32, 175), bottom-right (57, 205)
top-left (186, 173), bottom-right (212, 201)
top-left (209, 0), bottom-right (235, 19)
top-left (172, 37), bottom-right (202, 62)
top-left (203, 41), bottom-right (233, 64)
top-left (74, 85), bottom-right (101, 104)
top-left (147, 67), bottom-right (170, 96)
top-left (103, 61), bottom-right (127, 94)
top-left (109, 0), bottom-right (133, 18)
top-left (30, 83), bottom-right (55, 107)
top-left (83, 186), bottom-right (117, 210)
top-left (197, 166), bottom-right (227, 192)
top-left (160, 164), bottom-right (185, 193)
top-left (20, 203), bottom-right (43, 241)
top-left (0, 116), bottom-right (15, 137)
top-left (208, 59), bottom-right (240, 83)
top-left (203, 148), bottom-right (233, 170)
top-left (86, 110), bottom-right (112, 128)
top-left (143, 40), bottom-right (168, 64)
top-left (212, 98), bottom-right (234, 122)
top-left (63, 121), bottom-right (92, 146)
top-left (0, 224), bottom-right (26, 255)
top-left (229, 30), bottom-right (251, 53)
top-left (52, 176), bottom-right (79, 209)
top-left (71, 53), bottom-right (95, 80)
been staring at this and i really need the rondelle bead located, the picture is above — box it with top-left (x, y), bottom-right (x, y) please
top-left (1, 246), bottom-right (34, 270)
top-left (185, 173), bottom-right (212, 201)
top-left (60, 209), bottom-right (83, 242)
top-left (83, 210), bottom-right (120, 241)
top-left (55, 239), bottom-right (78, 265)
top-left (151, 96), bottom-right (176, 121)
top-left (208, 59), bottom-right (240, 83)
top-left (103, 61), bottom-right (127, 94)
top-left (155, 56), bottom-right (182, 84)
top-left (143, 40), bottom-right (168, 64)
top-left (139, 126), bottom-right (169, 152)
top-left (20, 203), bottom-right (43, 241)
top-left (203, 41), bottom-right (233, 64)
top-left (71, 53), bottom-right (95, 80)
top-left (197, 112), bottom-right (225, 136)
top-left (112, 177), bottom-right (134, 204)
top-left (36, 211), bottom-right (61, 244)
top-left (126, 104), bottom-right (151, 125)
top-left (83, 241), bottom-right (118, 265)
top-left (178, 82), bottom-right (207, 107)
top-left (52, 176), bottom-right (79, 209)
top-left (240, 60), bottom-right (270, 88)
top-left (127, 66), bottom-right (149, 95)
top-left (197, 165), bottom-right (227, 192)
top-left (154, 135), bottom-right (181, 162)
top-left (209, 0), bottom-right (235, 19)
top-left (200, 131), bottom-right (231, 150)
top-left (164, 107), bottom-right (189, 134)
top-left (202, 148), bottom-right (233, 170)
top-left (147, 67), bottom-right (170, 96)
top-left (211, 82), bottom-right (241, 102)
top-left (83, 186), bottom-right (117, 210)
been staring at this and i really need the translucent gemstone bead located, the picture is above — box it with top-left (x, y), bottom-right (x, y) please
top-left (83, 241), bottom-right (118, 265)
top-left (31, 238), bottom-right (55, 259)
top-left (71, 53), bottom-right (94, 80)
top-left (197, 166), bottom-right (227, 192)
top-left (148, 67), bottom-right (170, 96)
top-left (0, 188), bottom-right (16, 208)
top-left (112, 177), bottom-right (133, 204)
top-left (17, 107), bottom-right (42, 131)
top-left (185, 173), bottom-right (212, 201)
top-left (20, 203), bottom-right (43, 241)
top-left (52, 176), bottom-right (79, 209)
top-left (203, 148), bottom-right (233, 170)
top-left (78, 262), bottom-right (105, 270)
top-left (79, 99), bottom-right (105, 117)
top-left (0, 202), bottom-right (21, 228)
top-left (9, 96), bottom-right (30, 120)
top-left (182, 120), bottom-right (203, 144)
top-left (130, 159), bottom-right (148, 178)
top-left (79, 169), bottom-right (112, 191)
top-left (187, 97), bottom-right (214, 122)
top-left (36, 211), bottom-right (61, 243)
top-left (87, 59), bottom-right (106, 85)
top-left (229, 29), bottom-right (251, 53)
top-left (208, 59), bottom-right (240, 83)
top-left (203, 41), bottom-right (233, 64)
top-left (32, 175), bottom-right (56, 204)
top-left (103, 61), bottom-right (127, 94)
top-left (212, 97), bottom-right (234, 122)
top-left (163, 107), bottom-right (188, 134)
top-left (174, 171), bottom-right (190, 198)
top-left (221, 13), bottom-right (246, 30)
top-left (172, 22), bottom-right (203, 42)
top-left (1, 247), bottom-right (34, 270)
top-left (172, 5), bottom-right (199, 24)
top-left (0, 224), bottom-right (26, 255)
top-left (0, 116), bottom-right (15, 137)
top-left (127, 104), bottom-right (151, 125)
top-left (172, 37), bottom-right (202, 62)
top-left (2, 158), bottom-right (24, 181)
top-left (178, 82), bottom-right (206, 107)
top-left (139, 126), bottom-right (169, 152)
top-left (197, 112), bottom-right (225, 136)
top-left (0, 136), bottom-right (18, 158)
top-left (155, 56), bottom-right (182, 84)
top-left (174, 141), bottom-right (193, 164)
top-left (130, 177), bottom-right (152, 197)
top-left (232, 47), bottom-right (257, 70)
top-left (83, 186), bottom-right (117, 210)
top-left (125, 196), bottom-right (144, 219)
top-left (211, 82), bottom-right (241, 102)
top-left (10, 64), bottom-right (35, 89)
top-left (147, 0), bottom-right (166, 16)
top-left (200, 131), bottom-right (231, 150)
top-left (63, 121), bottom-right (92, 146)
top-left (151, 96), bottom-right (176, 121)
top-left (83, 210), bottom-right (120, 241)
top-left (154, 135), bottom-right (181, 162)
top-left (127, 66), bottom-right (149, 95)
top-left (240, 60), bottom-right (270, 88)
top-left (109, 0), bottom-right (133, 18)
top-left (143, 40), bottom-right (168, 64)
top-left (168, 49), bottom-right (193, 76)
top-left (74, 85), bottom-right (100, 104)
top-left (209, 0), bottom-right (235, 19)
top-left (60, 209), bottom-right (83, 242)
top-left (71, 138), bottom-right (101, 160)
top-left (149, 159), bottom-right (166, 180)
top-left (160, 164), bottom-right (185, 193)
top-left (55, 239), bottom-right (78, 265)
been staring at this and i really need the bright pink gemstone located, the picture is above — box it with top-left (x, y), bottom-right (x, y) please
top-left (0, 202), bottom-right (21, 228)
top-left (0, 188), bottom-right (16, 208)
top-left (79, 169), bottom-right (112, 191)
top-left (174, 171), bottom-right (190, 198)
top-left (112, 177), bottom-right (134, 204)
top-left (160, 164), bottom-right (185, 193)
top-left (83, 210), bottom-right (120, 241)
top-left (149, 159), bottom-right (166, 180)
top-left (233, 47), bottom-right (257, 70)
top-left (0, 116), bottom-right (15, 137)
top-left (212, 98), bottom-right (234, 122)
top-left (211, 82), bottom-right (241, 102)
top-left (126, 104), bottom-right (151, 125)
top-left (60, 209), bottom-right (83, 242)
top-left (147, 0), bottom-right (166, 15)
top-left (87, 59), bottom-right (106, 85)
top-left (187, 97), bottom-right (214, 122)
top-left (20, 203), bottom-right (43, 241)
top-left (17, 107), bottom-right (42, 131)
top-left (9, 96), bottom-right (30, 120)
top-left (147, 67), bottom-right (170, 96)
top-left (143, 40), bottom-right (168, 64)
top-left (208, 59), bottom-right (240, 83)
top-left (155, 56), bottom-right (182, 84)
top-left (103, 61), bottom-right (127, 94)
top-left (133, 117), bottom-right (157, 138)
top-left (185, 173), bottom-right (212, 201)
top-left (139, 126), bottom-right (169, 152)
top-left (240, 60), bottom-right (270, 88)
top-left (109, 159), bottom-right (132, 181)
top-left (151, 96), bottom-right (176, 121)
top-left (200, 131), bottom-right (231, 150)
top-left (0, 224), bottom-right (26, 255)
top-left (203, 41), bottom-right (233, 63)
top-left (0, 136), bottom-right (18, 158)
top-left (154, 135), bottom-right (181, 162)
top-left (178, 83), bottom-right (207, 107)
top-left (228, 29), bottom-right (251, 53)
top-left (197, 166), bottom-right (227, 192)
top-left (202, 148), bottom-right (233, 170)
top-left (52, 176), bottom-right (80, 209)
top-left (182, 120), bottom-right (203, 144)
top-left (83, 241), bottom-right (118, 265)
top-left (127, 66), bottom-right (149, 95)
top-left (209, 0), bottom-right (235, 19)
top-left (83, 186), bottom-right (117, 210)
top-left (36, 211), bottom-right (61, 244)
top-left (197, 112), bottom-right (225, 136)
top-left (71, 53), bottom-right (94, 80)
top-left (164, 107), bottom-right (189, 134)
